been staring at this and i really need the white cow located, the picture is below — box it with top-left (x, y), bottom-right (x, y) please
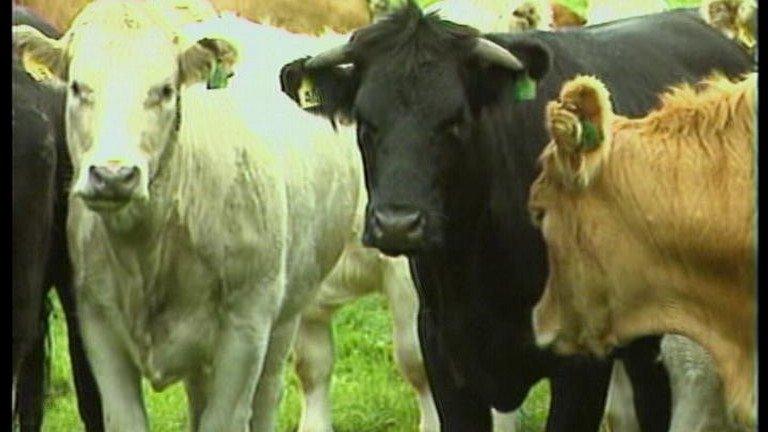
top-left (600, 335), bottom-right (748, 432)
top-left (164, 2), bottom-right (439, 430)
top-left (294, 243), bottom-right (439, 432)
top-left (11, 1), bottom-right (384, 430)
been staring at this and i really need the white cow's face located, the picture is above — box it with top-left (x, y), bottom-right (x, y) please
top-left (13, 13), bottom-right (237, 214)
top-left (65, 30), bottom-right (180, 211)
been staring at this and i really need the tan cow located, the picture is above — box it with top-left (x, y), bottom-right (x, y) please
top-left (528, 73), bottom-right (756, 428)
top-left (14, 0), bottom-right (371, 35)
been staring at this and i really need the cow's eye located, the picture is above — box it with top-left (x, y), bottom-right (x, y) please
top-left (146, 84), bottom-right (175, 107)
top-left (440, 114), bottom-right (465, 139)
top-left (70, 80), bottom-right (93, 104)
top-left (358, 120), bottom-right (378, 144)
top-left (530, 207), bottom-right (545, 227)
top-left (160, 84), bottom-right (174, 100)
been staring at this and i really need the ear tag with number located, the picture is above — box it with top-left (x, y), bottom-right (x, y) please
top-left (298, 76), bottom-right (323, 109)
top-left (513, 73), bottom-right (537, 101)
top-left (207, 60), bottom-right (233, 90)
top-left (22, 51), bottom-right (54, 82)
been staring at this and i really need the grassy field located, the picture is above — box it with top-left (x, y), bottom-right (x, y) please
top-left (40, 292), bottom-right (551, 431)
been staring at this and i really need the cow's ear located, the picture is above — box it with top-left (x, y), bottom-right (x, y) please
top-left (179, 37), bottom-right (238, 88)
top-left (279, 58), bottom-right (358, 124)
top-left (13, 25), bottom-right (69, 85)
top-left (468, 38), bottom-right (551, 111)
top-left (547, 75), bottom-right (615, 190)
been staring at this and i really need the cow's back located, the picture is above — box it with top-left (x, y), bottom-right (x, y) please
top-left (476, 7), bottom-right (754, 249)
top-left (425, 7), bottom-right (755, 408)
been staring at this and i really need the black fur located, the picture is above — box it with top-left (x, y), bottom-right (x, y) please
top-left (13, 6), bottom-right (104, 431)
top-left (281, 4), bottom-right (754, 431)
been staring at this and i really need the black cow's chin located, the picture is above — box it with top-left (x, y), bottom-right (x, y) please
top-left (361, 228), bottom-right (440, 257)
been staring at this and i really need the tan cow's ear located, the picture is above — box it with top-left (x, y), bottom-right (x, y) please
top-left (178, 37), bottom-right (238, 87)
top-left (13, 25), bottom-right (69, 84)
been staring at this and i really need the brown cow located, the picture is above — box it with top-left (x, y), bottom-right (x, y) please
top-left (14, 0), bottom-right (371, 35)
top-left (528, 73), bottom-right (756, 428)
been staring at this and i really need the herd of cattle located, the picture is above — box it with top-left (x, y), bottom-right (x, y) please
top-left (11, 0), bottom-right (756, 431)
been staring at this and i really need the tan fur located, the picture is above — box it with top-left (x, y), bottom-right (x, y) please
top-left (16, 0), bottom-right (371, 35)
top-left (530, 73), bottom-right (756, 428)
top-left (542, 75), bottom-right (615, 190)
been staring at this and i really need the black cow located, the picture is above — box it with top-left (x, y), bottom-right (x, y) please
top-left (279, 3), bottom-right (754, 431)
top-left (12, 6), bottom-right (103, 431)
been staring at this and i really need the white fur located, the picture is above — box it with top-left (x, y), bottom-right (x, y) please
top-left (600, 336), bottom-right (748, 432)
top-left (63, 7), bottom-right (370, 431)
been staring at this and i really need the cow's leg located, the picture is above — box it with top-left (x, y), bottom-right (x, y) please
top-left (249, 318), bottom-right (301, 432)
top-left (617, 336), bottom-right (671, 432)
top-left (197, 306), bottom-right (273, 432)
top-left (294, 304), bottom-right (335, 432)
top-left (382, 262), bottom-right (439, 432)
top-left (17, 326), bottom-right (46, 432)
top-left (184, 371), bottom-right (209, 432)
top-left (55, 283), bottom-right (104, 432)
top-left (546, 357), bottom-right (612, 431)
top-left (418, 307), bottom-right (491, 432)
top-left (491, 409), bottom-right (520, 432)
top-left (79, 303), bottom-right (147, 431)
top-left (600, 361), bottom-right (640, 432)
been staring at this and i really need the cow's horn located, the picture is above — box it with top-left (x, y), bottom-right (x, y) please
top-left (305, 44), bottom-right (352, 69)
top-left (472, 38), bottom-right (525, 71)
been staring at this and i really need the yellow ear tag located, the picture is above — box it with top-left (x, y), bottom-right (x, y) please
top-left (22, 51), bottom-right (54, 82)
top-left (298, 77), bottom-right (322, 109)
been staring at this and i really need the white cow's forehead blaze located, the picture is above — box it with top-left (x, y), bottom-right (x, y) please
top-left (62, 0), bottom-right (191, 89)
top-left (69, 29), bottom-right (179, 91)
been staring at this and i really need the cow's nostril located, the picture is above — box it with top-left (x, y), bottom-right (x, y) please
top-left (373, 209), bottom-right (425, 238)
top-left (118, 166), bottom-right (138, 182)
top-left (86, 164), bottom-right (140, 198)
top-left (88, 165), bottom-right (106, 187)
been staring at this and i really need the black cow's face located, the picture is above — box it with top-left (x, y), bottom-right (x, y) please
top-left (354, 59), bottom-right (471, 255)
top-left (279, 3), bottom-right (550, 256)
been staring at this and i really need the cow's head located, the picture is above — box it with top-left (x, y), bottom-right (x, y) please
top-left (528, 74), bottom-right (618, 357)
top-left (279, 2), bottom-right (550, 256)
top-left (12, 0), bottom-right (236, 214)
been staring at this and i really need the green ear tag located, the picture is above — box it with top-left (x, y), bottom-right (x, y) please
top-left (298, 77), bottom-right (323, 109)
top-left (207, 61), bottom-right (232, 90)
top-left (513, 73), bottom-right (537, 101)
top-left (579, 120), bottom-right (603, 150)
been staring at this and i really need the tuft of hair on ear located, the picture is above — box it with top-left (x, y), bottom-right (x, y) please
top-left (545, 75), bottom-right (615, 190)
top-left (557, 75), bottom-right (614, 150)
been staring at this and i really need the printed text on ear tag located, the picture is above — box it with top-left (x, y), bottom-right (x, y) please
top-left (298, 77), bottom-right (323, 109)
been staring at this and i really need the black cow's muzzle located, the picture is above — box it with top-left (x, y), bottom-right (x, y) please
top-left (363, 206), bottom-right (427, 256)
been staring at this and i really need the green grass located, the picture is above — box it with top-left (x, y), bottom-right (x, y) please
top-left (40, 292), bottom-right (551, 431)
